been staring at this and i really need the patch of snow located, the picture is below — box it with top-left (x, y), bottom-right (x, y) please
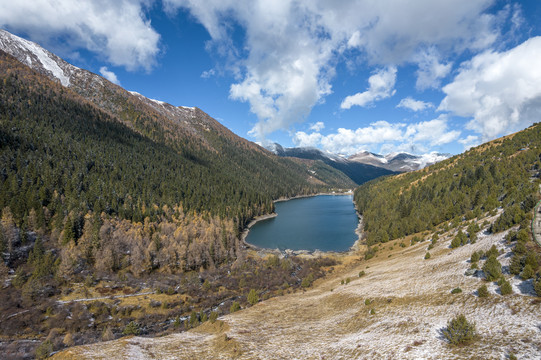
top-left (0, 30), bottom-right (70, 86)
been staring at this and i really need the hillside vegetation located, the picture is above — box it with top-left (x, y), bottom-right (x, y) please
top-left (0, 50), bottom-right (351, 357)
top-left (355, 124), bottom-right (541, 245)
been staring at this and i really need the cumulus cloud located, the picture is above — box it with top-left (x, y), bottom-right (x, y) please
top-left (459, 135), bottom-right (480, 150)
top-left (293, 116), bottom-right (459, 155)
top-left (414, 48), bottom-right (452, 90)
top-left (201, 68), bottom-right (216, 78)
top-left (309, 122), bottom-right (325, 132)
top-left (397, 97), bottom-right (433, 111)
top-left (293, 131), bottom-right (323, 148)
top-left (0, 0), bottom-right (160, 71)
top-left (341, 66), bottom-right (397, 109)
top-left (164, 0), bottom-right (501, 139)
top-left (439, 36), bottom-right (541, 141)
top-left (99, 66), bottom-right (120, 85)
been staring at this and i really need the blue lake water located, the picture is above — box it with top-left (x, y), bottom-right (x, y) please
top-left (245, 195), bottom-right (359, 252)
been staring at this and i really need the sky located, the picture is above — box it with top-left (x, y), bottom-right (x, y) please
top-left (1, 0), bottom-right (541, 156)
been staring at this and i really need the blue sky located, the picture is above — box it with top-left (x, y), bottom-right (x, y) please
top-left (1, 1), bottom-right (541, 156)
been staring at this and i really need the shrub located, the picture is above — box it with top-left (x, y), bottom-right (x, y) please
top-left (247, 289), bottom-right (259, 305)
top-left (369, 308), bottom-right (376, 315)
top-left (520, 264), bottom-right (535, 280)
top-left (301, 274), bottom-right (314, 288)
top-left (102, 327), bottom-right (115, 341)
top-left (200, 311), bottom-right (208, 323)
top-left (364, 246), bottom-right (377, 260)
top-left (500, 279), bottom-right (513, 295)
top-left (534, 276), bottom-right (541, 297)
top-left (424, 252), bottom-right (431, 260)
top-left (209, 311), bottom-right (219, 323)
top-left (525, 252), bottom-right (539, 270)
top-left (486, 245), bottom-right (499, 259)
top-left (35, 340), bottom-right (53, 359)
top-left (122, 321), bottom-right (140, 336)
top-left (483, 255), bottom-right (502, 281)
top-left (364, 298), bottom-right (371, 306)
top-left (451, 287), bottom-right (462, 294)
top-left (470, 251), bottom-right (480, 263)
top-left (442, 314), bottom-right (477, 345)
top-left (450, 237), bottom-right (461, 249)
top-left (399, 242), bottom-right (406, 248)
top-left (358, 270), bottom-right (365, 277)
top-left (63, 332), bottom-right (75, 347)
top-left (345, 277), bottom-right (351, 284)
top-left (509, 254), bottom-right (523, 275)
top-left (188, 311), bottom-right (199, 328)
top-left (477, 285), bottom-right (489, 298)
top-left (230, 301), bottom-right (241, 313)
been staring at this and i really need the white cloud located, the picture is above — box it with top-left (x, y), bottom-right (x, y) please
top-left (397, 97), bottom-right (433, 111)
top-left (439, 36), bottom-right (541, 141)
top-left (293, 116), bottom-right (459, 155)
top-left (164, 0), bottom-right (502, 139)
top-left (341, 66), bottom-right (397, 109)
top-left (0, 0), bottom-right (160, 71)
top-left (414, 48), bottom-right (452, 90)
top-left (293, 131), bottom-right (322, 148)
top-left (201, 68), bottom-right (216, 78)
top-left (99, 66), bottom-right (120, 85)
top-left (309, 121), bottom-right (325, 132)
top-left (459, 135), bottom-right (480, 150)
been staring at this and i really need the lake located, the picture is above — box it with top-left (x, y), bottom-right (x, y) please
top-left (245, 194), bottom-right (359, 252)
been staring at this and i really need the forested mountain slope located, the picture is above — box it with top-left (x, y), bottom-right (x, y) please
top-left (355, 124), bottom-right (541, 245)
top-left (0, 48), bottom-right (353, 357)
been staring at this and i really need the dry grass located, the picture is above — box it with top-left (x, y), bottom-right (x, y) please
top-left (53, 217), bottom-right (541, 360)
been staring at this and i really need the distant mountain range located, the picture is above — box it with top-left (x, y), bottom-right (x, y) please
top-left (265, 143), bottom-right (451, 184)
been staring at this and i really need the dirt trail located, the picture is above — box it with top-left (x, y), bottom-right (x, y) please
top-left (54, 226), bottom-right (541, 360)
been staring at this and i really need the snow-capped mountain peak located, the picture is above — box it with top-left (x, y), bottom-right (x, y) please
top-left (0, 29), bottom-right (75, 86)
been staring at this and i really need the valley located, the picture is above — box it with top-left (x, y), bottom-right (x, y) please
top-left (0, 27), bottom-right (540, 360)
top-left (54, 213), bottom-right (541, 359)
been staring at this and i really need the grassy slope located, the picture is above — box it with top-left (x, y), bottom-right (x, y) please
top-left (53, 213), bottom-right (541, 359)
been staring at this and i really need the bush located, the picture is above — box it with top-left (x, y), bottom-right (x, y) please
top-left (364, 246), bottom-right (377, 260)
top-left (209, 311), bottom-right (219, 323)
top-left (483, 255), bottom-right (502, 281)
top-left (102, 327), bottom-right (115, 341)
top-left (247, 289), bottom-right (259, 305)
top-left (534, 276), bottom-right (541, 297)
top-left (451, 287), bottom-right (462, 294)
top-left (450, 237), bottom-right (461, 249)
top-left (358, 270), bottom-right (365, 277)
top-left (509, 254), bottom-right (523, 275)
top-left (442, 314), bottom-right (477, 345)
top-left (122, 321), bottom-right (141, 336)
top-left (500, 279), bottom-right (513, 295)
top-left (424, 252), bottom-right (431, 260)
top-left (520, 264), bottom-right (535, 280)
top-left (477, 285), bottom-right (489, 298)
top-left (369, 308), bottom-right (376, 315)
top-left (35, 340), bottom-right (53, 359)
top-left (486, 245), bottom-right (499, 259)
top-left (345, 277), bottom-right (351, 284)
top-left (364, 298), bottom-right (371, 305)
top-left (470, 251), bottom-right (480, 263)
top-left (301, 273), bottom-right (314, 288)
top-left (230, 301), bottom-right (241, 313)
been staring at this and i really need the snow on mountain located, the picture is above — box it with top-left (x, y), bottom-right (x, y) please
top-left (350, 151), bottom-right (451, 172)
top-left (0, 29), bottom-right (75, 86)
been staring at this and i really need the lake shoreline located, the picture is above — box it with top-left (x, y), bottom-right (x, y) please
top-left (241, 191), bottom-right (364, 257)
